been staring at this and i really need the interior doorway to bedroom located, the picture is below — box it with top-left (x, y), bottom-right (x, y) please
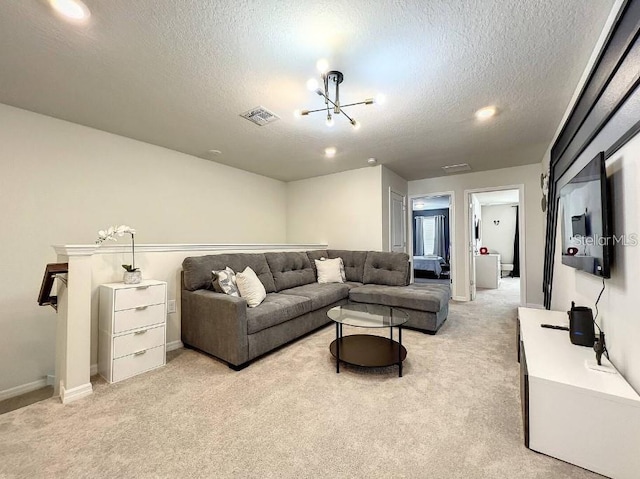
top-left (410, 194), bottom-right (453, 288)
top-left (466, 187), bottom-right (523, 305)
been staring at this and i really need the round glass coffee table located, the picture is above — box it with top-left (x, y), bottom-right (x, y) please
top-left (327, 302), bottom-right (408, 377)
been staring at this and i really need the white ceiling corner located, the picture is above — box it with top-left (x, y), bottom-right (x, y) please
top-left (0, 0), bottom-right (615, 182)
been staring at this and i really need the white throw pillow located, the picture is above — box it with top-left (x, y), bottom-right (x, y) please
top-left (315, 258), bottom-right (344, 284)
top-left (235, 267), bottom-right (267, 308)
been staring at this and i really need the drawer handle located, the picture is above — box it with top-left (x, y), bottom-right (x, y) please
top-left (135, 305), bottom-right (148, 310)
top-left (134, 329), bottom-right (148, 335)
top-left (136, 285), bottom-right (150, 290)
top-left (134, 349), bottom-right (147, 356)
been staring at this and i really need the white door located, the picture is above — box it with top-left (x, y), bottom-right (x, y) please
top-left (469, 199), bottom-right (477, 300)
top-left (390, 190), bottom-right (406, 253)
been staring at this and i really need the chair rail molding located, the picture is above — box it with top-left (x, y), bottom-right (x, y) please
top-left (53, 243), bottom-right (329, 255)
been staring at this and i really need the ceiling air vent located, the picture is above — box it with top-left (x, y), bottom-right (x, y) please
top-left (442, 163), bottom-right (471, 174)
top-left (240, 106), bottom-right (280, 126)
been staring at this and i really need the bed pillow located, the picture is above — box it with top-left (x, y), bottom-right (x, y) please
top-left (212, 267), bottom-right (239, 297)
top-left (236, 267), bottom-right (267, 308)
top-left (315, 258), bottom-right (344, 284)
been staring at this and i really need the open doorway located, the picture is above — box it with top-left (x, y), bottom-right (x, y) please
top-left (466, 187), bottom-right (523, 304)
top-left (410, 194), bottom-right (453, 288)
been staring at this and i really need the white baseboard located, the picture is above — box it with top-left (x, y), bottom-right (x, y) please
top-left (0, 378), bottom-right (48, 402)
top-left (166, 340), bottom-right (184, 352)
top-left (452, 296), bottom-right (467, 302)
top-left (60, 383), bottom-right (93, 404)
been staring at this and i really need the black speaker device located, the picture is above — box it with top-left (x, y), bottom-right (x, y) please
top-left (568, 302), bottom-right (595, 347)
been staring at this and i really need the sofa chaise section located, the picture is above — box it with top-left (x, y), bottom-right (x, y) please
top-left (349, 283), bottom-right (450, 333)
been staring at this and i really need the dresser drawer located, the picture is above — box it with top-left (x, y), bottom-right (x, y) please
top-left (115, 284), bottom-right (165, 311)
top-left (113, 325), bottom-right (165, 359)
top-left (112, 345), bottom-right (165, 383)
top-left (114, 303), bottom-right (165, 333)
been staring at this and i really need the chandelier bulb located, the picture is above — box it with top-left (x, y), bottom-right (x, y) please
top-left (306, 78), bottom-right (319, 92)
top-left (326, 115), bottom-right (334, 127)
top-left (316, 59), bottom-right (330, 74)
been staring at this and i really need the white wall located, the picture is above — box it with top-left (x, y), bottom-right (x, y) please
top-left (409, 163), bottom-right (544, 304)
top-left (381, 166), bottom-right (409, 251)
top-left (286, 166), bottom-right (384, 250)
top-left (0, 104), bottom-right (287, 393)
top-left (480, 204), bottom-right (518, 263)
top-left (551, 131), bottom-right (640, 392)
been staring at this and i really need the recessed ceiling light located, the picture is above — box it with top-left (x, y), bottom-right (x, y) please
top-left (208, 149), bottom-right (222, 156)
top-left (367, 158), bottom-right (377, 165)
top-left (324, 147), bottom-right (336, 158)
top-left (475, 106), bottom-right (497, 121)
top-left (49, 0), bottom-right (90, 22)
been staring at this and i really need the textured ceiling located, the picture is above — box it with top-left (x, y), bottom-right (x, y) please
top-left (0, 0), bottom-right (614, 181)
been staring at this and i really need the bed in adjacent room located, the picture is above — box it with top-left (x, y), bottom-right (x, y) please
top-left (413, 255), bottom-right (444, 277)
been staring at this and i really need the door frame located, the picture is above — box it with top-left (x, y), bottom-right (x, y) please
top-left (388, 188), bottom-right (407, 253)
top-left (463, 184), bottom-right (526, 306)
top-left (407, 191), bottom-right (455, 295)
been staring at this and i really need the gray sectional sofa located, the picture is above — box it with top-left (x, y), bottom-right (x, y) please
top-left (181, 250), bottom-right (450, 369)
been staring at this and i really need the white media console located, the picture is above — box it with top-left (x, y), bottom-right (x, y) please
top-left (517, 307), bottom-right (640, 479)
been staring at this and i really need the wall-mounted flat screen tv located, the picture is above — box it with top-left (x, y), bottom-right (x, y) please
top-left (559, 151), bottom-right (611, 278)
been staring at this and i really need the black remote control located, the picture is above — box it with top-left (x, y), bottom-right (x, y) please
top-left (540, 324), bottom-right (569, 331)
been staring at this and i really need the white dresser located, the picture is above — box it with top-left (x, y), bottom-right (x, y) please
top-left (518, 307), bottom-right (640, 479)
top-left (99, 280), bottom-right (167, 383)
top-left (474, 253), bottom-right (500, 289)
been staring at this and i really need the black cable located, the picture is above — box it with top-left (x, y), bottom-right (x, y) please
top-left (593, 277), bottom-right (605, 333)
top-left (593, 277), bottom-right (609, 359)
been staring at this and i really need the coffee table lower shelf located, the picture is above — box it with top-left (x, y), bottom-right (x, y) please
top-left (330, 334), bottom-right (407, 377)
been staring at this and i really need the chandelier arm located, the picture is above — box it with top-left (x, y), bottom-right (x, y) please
top-left (338, 108), bottom-right (354, 123)
top-left (340, 101), bottom-right (372, 108)
top-left (302, 107), bottom-right (330, 114)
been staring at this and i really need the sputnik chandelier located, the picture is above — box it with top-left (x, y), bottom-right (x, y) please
top-left (296, 59), bottom-right (380, 129)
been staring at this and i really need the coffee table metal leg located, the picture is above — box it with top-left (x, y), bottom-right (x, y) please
top-left (398, 325), bottom-right (403, 377)
top-left (336, 322), bottom-right (340, 373)
top-left (390, 326), bottom-right (393, 341)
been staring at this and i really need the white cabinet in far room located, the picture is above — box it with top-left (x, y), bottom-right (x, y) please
top-left (99, 280), bottom-right (167, 383)
top-left (474, 253), bottom-right (501, 289)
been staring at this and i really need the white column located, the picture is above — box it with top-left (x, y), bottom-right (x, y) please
top-left (53, 245), bottom-right (96, 404)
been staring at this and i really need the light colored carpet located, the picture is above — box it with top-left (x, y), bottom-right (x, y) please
top-left (0, 280), bottom-right (601, 478)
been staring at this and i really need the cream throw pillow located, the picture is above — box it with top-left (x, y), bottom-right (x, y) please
top-left (315, 258), bottom-right (344, 284)
top-left (236, 266), bottom-right (267, 308)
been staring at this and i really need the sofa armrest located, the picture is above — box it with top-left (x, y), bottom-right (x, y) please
top-left (181, 289), bottom-right (249, 366)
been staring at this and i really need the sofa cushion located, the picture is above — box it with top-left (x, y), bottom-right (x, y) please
top-left (265, 252), bottom-right (316, 292)
top-left (183, 254), bottom-right (276, 293)
top-left (327, 250), bottom-right (367, 282)
top-left (349, 283), bottom-right (450, 313)
top-left (363, 251), bottom-right (410, 286)
top-left (279, 283), bottom-right (350, 310)
top-left (246, 293), bottom-right (313, 334)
